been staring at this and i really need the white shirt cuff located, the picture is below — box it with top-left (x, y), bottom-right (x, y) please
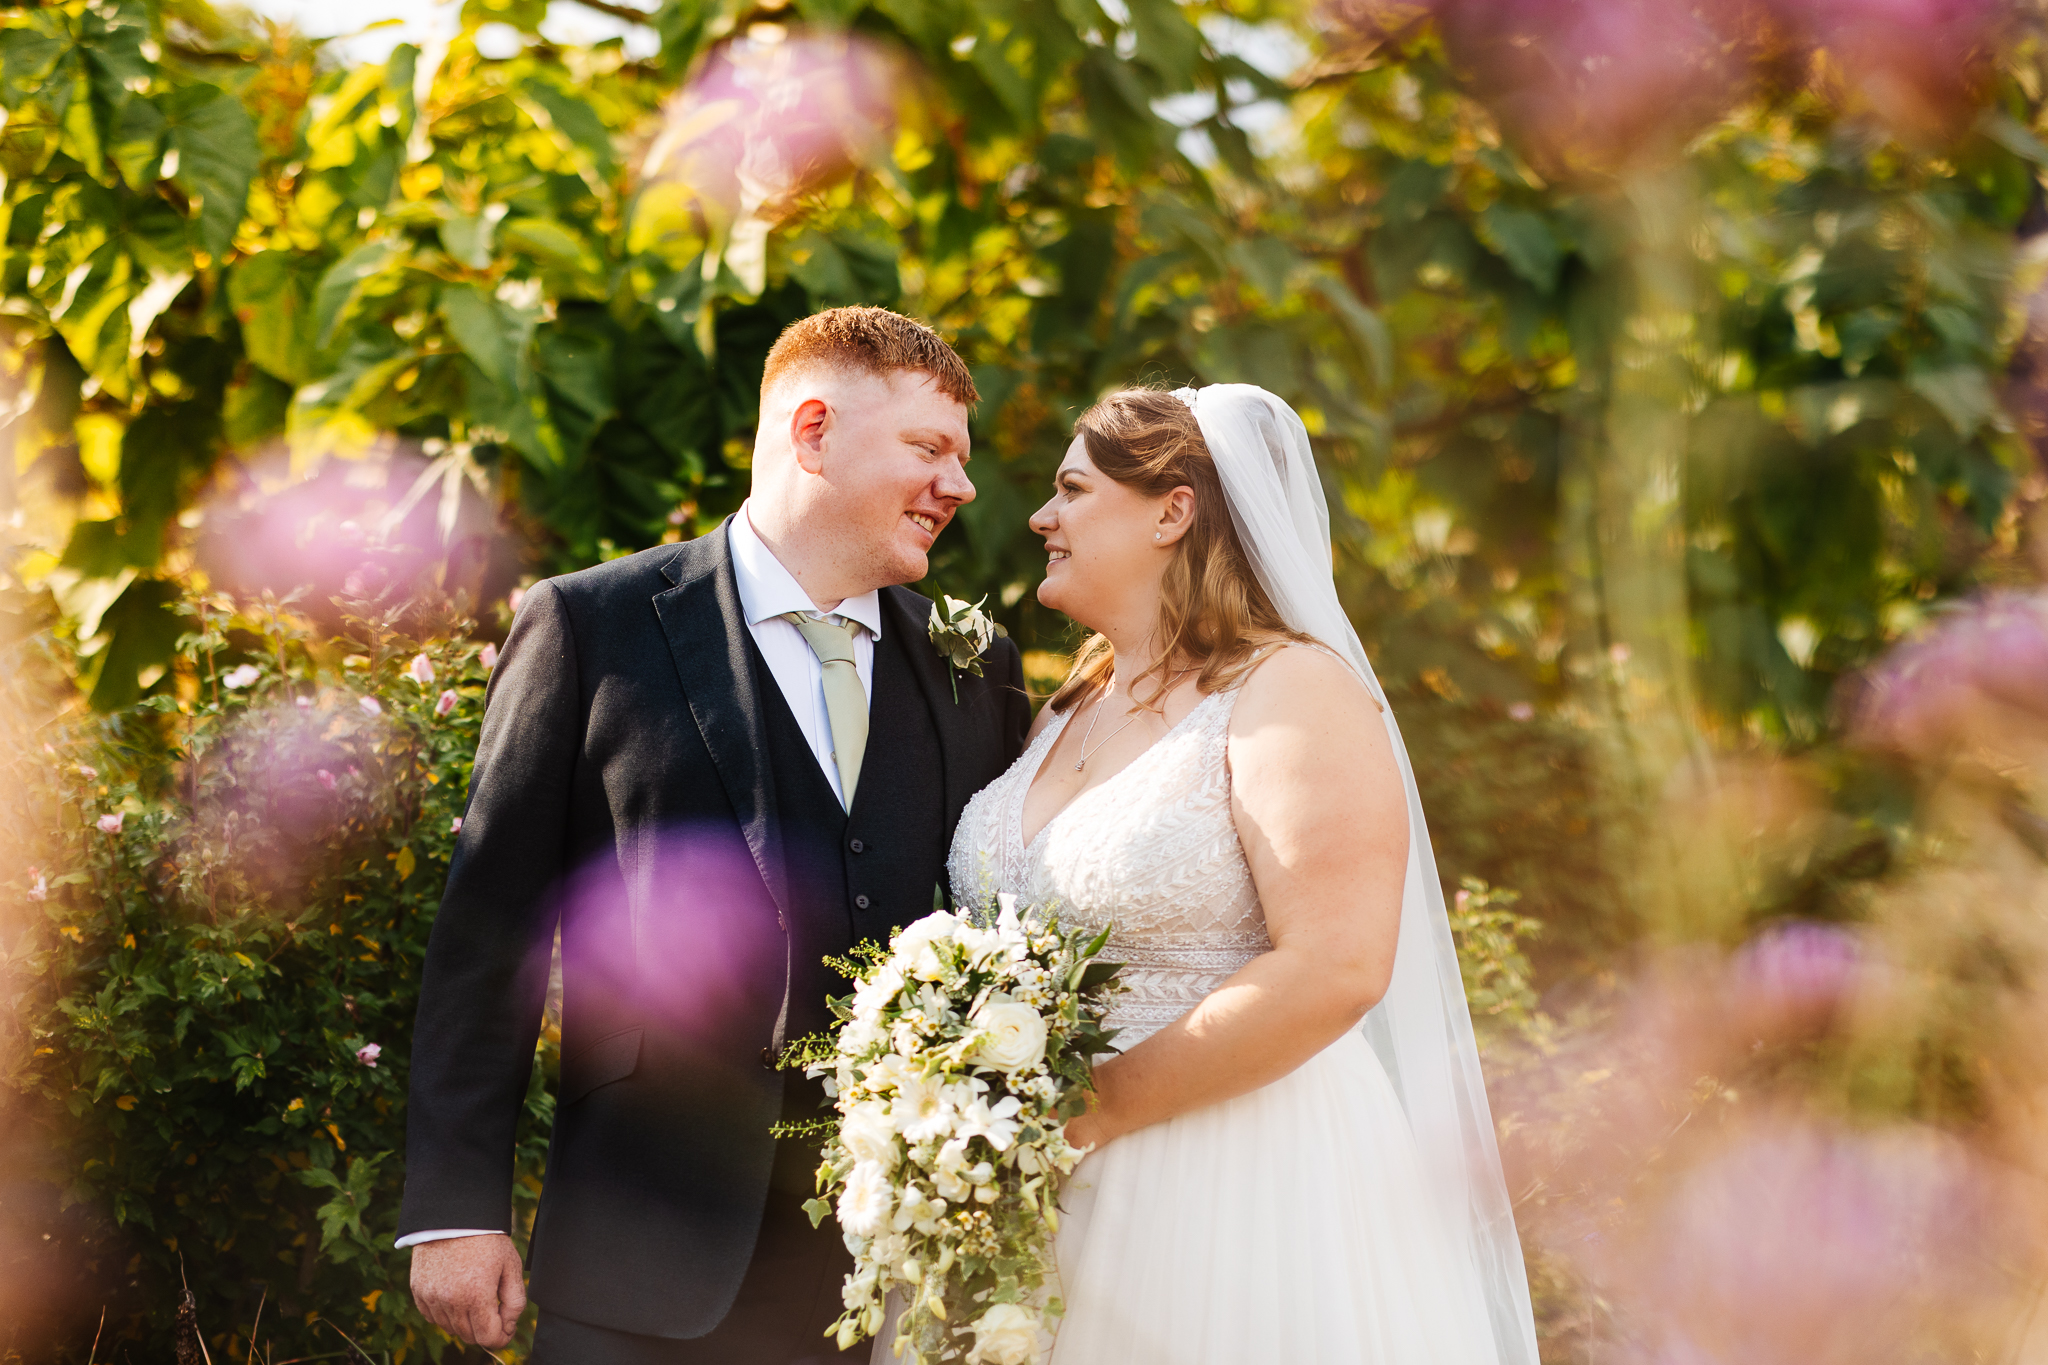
top-left (395, 1228), bottom-right (503, 1249)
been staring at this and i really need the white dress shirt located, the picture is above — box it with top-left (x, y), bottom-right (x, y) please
top-left (726, 502), bottom-right (881, 807)
top-left (395, 506), bottom-right (879, 1250)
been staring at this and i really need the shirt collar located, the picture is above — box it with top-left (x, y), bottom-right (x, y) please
top-left (729, 503), bottom-right (884, 639)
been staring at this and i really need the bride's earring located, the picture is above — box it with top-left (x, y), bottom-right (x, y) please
top-left (1153, 532), bottom-right (1162, 541)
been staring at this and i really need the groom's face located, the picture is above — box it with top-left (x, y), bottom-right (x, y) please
top-left (803, 366), bottom-right (975, 587)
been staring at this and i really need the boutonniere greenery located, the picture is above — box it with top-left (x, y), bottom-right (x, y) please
top-left (928, 593), bottom-right (1006, 702)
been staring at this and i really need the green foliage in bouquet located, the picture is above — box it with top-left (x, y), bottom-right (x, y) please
top-left (0, 582), bottom-right (554, 1361)
top-left (801, 904), bottom-right (1123, 1364)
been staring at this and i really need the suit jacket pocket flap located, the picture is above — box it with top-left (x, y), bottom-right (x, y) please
top-left (560, 1028), bottom-right (642, 1106)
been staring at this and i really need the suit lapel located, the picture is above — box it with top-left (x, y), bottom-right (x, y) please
top-left (652, 524), bottom-right (791, 930)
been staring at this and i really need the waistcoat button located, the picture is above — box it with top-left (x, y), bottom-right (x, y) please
top-left (759, 1047), bottom-right (776, 1070)
top-left (854, 894), bottom-right (871, 910)
top-left (849, 838), bottom-right (865, 853)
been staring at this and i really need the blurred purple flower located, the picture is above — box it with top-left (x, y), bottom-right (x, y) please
top-left (356, 1042), bottom-right (381, 1068)
top-left (26, 867), bottom-right (46, 901)
top-left (1509, 701), bottom-right (1536, 721)
top-left (1626, 1121), bottom-right (1998, 1365)
top-left (76, 764), bottom-right (97, 780)
top-left (407, 653), bottom-right (436, 686)
top-left (358, 695), bottom-right (382, 717)
top-left (222, 664), bottom-right (261, 689)
top-left (1849, 592), bottom-right (2048, 756)
top-left (435, 689), bottom-right (459, 718)
top-left (450, 816), bottom-right (463, 834)
top-left (1774, 0), bottom-right (2008, 140)
top-left (96, 813), bottom-right (123, 835)
top-left (1407, 0), bottom-right (1751, 176)
top-left (1730, 921), bottom-right (1863, 1038)
top-left (479, 643), bottom-right (498, 670)
top-left (643, 31), bottom-right (897, 237)
top-left (295, 695), bottom-right (313, 709)
top-left (316, 769), bottom-right (337, 791)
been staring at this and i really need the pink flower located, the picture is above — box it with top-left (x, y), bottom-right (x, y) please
top-left (77, 764), bottom-right (98, 779)
top-left (357, 695), bottom-right (382, 716)
top-left (479, 643), bottom-right (498, 670)
top-left (295, 695), bottom-right (313, 710)
top-left (96, 813), bottom-right (124, 835)
top-left (26, 867), bottom-right (46, 901)
top-left (222, 664), bottom-right (260, 689)
top-left (407, 653), bottom-right (436, 686)
top-left (450, 816), bottom-right (464, 834)
top-left (435, 688), bottom-right (458, 717)
top-left (1509, 702), bottom-right (1536, 721)
top-left (316, 769), bottom-right (337, 790)
top-left (356, 1042), bottom-right (382, 1068)
top-left (508, 587), bottom-right (526, 614)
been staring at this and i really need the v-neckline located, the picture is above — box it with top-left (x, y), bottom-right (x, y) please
top-left (1015, 690), bottom-right (1225, 853)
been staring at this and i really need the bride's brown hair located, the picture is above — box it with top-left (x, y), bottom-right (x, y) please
top-left (1048, 387), bottom-right (1313, 714)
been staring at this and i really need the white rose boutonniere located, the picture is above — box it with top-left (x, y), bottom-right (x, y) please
top-left (928, 593), bottom-right (1006, 702)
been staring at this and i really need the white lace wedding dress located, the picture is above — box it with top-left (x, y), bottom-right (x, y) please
top-left (942, 678), bottom-right (1504, 1364)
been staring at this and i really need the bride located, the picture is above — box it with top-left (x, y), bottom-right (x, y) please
top-left (932, 386), bottom-right (1539, 1363)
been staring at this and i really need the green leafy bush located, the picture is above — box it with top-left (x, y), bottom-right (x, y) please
top-left (1, 584), bottom-right (554, 1362)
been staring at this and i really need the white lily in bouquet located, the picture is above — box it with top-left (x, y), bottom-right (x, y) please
top-left (786, 895), bottom-right (1125, 1364)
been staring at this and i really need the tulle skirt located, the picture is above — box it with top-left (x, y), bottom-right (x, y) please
top-left (1044, 1029), bottom-right (1502, 1364)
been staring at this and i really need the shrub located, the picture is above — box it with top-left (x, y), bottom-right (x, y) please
top-left (1, 584), bottom-right (553, 1363)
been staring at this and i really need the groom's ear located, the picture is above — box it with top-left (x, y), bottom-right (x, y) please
top-left (790, 396), bottom-right (831, 475)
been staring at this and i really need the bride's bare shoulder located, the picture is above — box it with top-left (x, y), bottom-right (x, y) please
top-left (1229, 642), bottom-right (1389, 755)
top-left (1234, 642), bottom-right (1373, 710)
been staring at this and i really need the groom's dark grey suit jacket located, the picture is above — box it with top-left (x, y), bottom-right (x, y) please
top-left (397, 520), bottom-right (1029, 1337)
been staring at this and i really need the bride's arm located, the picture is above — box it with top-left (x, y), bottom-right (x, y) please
top-left (1063, 645), bottom-right (1408, 1149)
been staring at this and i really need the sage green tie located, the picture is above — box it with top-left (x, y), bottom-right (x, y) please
top-left (783, 612), bottom-right (868, 811)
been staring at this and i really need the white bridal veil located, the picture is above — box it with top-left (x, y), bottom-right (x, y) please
top-left (1175, 383), bottom-right (1542, 1365)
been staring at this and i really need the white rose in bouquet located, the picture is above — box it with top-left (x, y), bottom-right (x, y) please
top-left (965, 1303), bottom-right (1040, 1365)
top-left (969, 997), bottom-right (1049, 1074)
top-left (894, 911), bottom-right (960, 981)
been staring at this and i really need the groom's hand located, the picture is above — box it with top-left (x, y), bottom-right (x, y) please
top-left (410, 1233), bottom-right (527, 1348)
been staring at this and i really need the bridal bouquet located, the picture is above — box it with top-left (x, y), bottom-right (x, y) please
top-left (797, 898), bottom-right (1124, 1364)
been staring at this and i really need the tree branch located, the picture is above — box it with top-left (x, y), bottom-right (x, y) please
top-left (562, 0), bottom-right (659, 26)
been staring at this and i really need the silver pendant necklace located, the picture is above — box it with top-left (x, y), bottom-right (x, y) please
top-left (1071, 669), bottom-right (1193, 772)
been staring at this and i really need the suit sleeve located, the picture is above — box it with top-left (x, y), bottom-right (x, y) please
top-left (398, 580), bottom-right (580, 1236)
top-left (990, 635), bottom-right (1031, 764)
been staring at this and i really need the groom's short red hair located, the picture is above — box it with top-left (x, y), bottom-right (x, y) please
top-left (762, 306), bottom-right (979, 408)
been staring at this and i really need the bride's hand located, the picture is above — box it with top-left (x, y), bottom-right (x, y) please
top-left (1063, 1073), bottom-right (1122, 1152)
top-left (1063, 1109), bottom-right (1112, 1152)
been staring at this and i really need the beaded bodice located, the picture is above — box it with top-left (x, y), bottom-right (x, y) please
top-left (947, 685), bottom-right (1270, 1047)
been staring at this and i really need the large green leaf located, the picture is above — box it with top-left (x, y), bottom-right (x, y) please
top-left (522, 80), bottom-right (618, 175)
top-left (159, 83), bottom-right (260, 258)
top-left (536, 313), bottom-right (618, 461)
top-left (439, 283), bottom-right (515, 392)
top-left (227, 253), bottom-right (318, 385)
top-left (313, 240), bottom-right (404, 347)
top-left (1127, 0), bottom-right (1201, 85)
top-left (1479, 204), bottom-right (1563, 294)
top-left (83, 576), bottom-right (183, 711)
top-left (0, 25), bottom-right (69, 112)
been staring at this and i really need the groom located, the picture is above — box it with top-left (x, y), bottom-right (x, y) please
top-left (396, 306), bottom-right (1031, 1362)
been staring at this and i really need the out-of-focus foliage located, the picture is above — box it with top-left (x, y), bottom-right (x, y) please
top-left (0, 583), bottom-right (554, 1361)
